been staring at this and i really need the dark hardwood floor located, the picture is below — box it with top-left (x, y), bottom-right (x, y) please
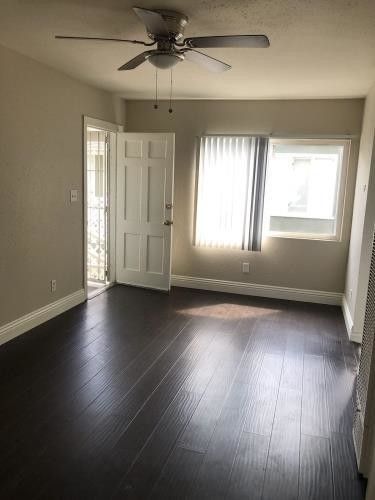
top-left (0, 285), bottom-right (366, 499)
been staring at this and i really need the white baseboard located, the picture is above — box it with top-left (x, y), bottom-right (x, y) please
top-left (0, 289), bottom-right (85, 347)
top-left (342, 295), bottom-right (354, 337)
top-left (171, 275), bottom-right (342, 306)
top-left (342, 295), bottom-right (362, 344)
top-left (350, 332), bottom-right (363, 343)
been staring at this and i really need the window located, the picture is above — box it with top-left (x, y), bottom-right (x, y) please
top-left (195, 135), bottom-right (268, 251)
top-left (263, 139), bottom-right (350, 240)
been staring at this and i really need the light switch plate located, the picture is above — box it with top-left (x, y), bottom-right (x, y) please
top-left (70, 189), bottom-right (78, 203)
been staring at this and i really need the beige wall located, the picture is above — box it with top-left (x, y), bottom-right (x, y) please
top-left (126, 99), bottom-right (363, 293)
top-left (0, 44), bottom-right (123, 327)
top-left (366, 436), bottom-right (375, 499)
top-left (345, 84), bottom-right (375, 339)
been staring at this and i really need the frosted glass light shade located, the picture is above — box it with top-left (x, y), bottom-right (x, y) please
top-left (148, 53), bottom-right (182, 69)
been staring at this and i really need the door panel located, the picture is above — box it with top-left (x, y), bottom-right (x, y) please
top-left (116, 133), bottom-right (174, 291)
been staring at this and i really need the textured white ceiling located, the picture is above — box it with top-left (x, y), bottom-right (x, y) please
top-left (1, 0), bottom-right (375, 99)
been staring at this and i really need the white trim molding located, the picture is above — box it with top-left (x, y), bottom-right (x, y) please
top-left (83, 116), bottom-right (122, 300)
top-left (0, 289), bottom-right (85, 347)
top-left (350, 332), bottom-right (363, 343)
top-left (171, 275), bottom-right (342, 306)
top-left (342, 295), bottom-right (354, 336)
top-left (342, 295), bottom-right (362, 343)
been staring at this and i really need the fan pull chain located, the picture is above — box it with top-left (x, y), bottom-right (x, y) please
top-left (169, 68), bottom-right (173, 113)
top-left (153, 68), bottom-right (158, 109)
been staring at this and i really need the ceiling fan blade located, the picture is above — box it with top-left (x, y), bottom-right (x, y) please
top-left (184, 35), bottom-right (270, 48)
top-left (133, 7), bottom-right (169, 37)
top-left (55, 35), bottom-right (153, 46)
top-left (183, 49), bottom-right (231, 73)
top-left (118, 51), bottom-right (151, 70)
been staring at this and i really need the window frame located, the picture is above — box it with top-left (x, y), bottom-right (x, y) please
top-left (263, 138), bottom-right (351, 242)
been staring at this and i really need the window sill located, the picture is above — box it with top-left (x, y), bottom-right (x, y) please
top-left (269, 214), bottom-right (335, 221)
top-left (265, 232), bottom-right (341, 242)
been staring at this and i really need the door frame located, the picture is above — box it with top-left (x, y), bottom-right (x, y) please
top-left (83, 116), bottom-right (123, 300)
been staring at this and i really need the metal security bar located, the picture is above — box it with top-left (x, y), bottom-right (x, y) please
top-left (87, 129), bottom-right (108, 282)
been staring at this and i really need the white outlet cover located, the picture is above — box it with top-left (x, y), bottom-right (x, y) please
top-left (242, 262), bottom-right (250, 273)
top-left (70, 189), bottom-right (78, 203)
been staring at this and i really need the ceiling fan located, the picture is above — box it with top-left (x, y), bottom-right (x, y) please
top-left (55, 6), bottom-right (270, 73)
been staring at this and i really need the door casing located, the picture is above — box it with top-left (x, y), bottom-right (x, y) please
top-left (83, 116), bottom-right (123, 299)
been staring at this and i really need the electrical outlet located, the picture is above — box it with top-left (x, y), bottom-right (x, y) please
top-left (242, 262), bottom-right (250, 273)
top-left (51, 279), bottom-right (57, 293)
top-left (70, 189), bottom-right (78, 203)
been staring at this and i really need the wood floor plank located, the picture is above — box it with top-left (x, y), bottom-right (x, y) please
top-left (304, 332), bottom-right (324, 356)
top-left (330, 433), bottom-right (365, 500)
top-left (280, 351), bottom-right (303, 392)
top-left (325, 355), bottom-right (355, 435)
top-left (324, 336), bottom-right (343, 358)
top-left (178, 324), bottom-right (250, 453)
top-left (190, 326), bottom-right (264, 499)
top-left (191, 405), bottom-right (246, 500)
top-left (302, 311), bottom-right (324, 356)
top-left (302, 354), bottom-right (330, 438)
top-left (262, 426), bottom-right (300, 500)
top-left (226, 432), bottom-right (269, 500)
top-left (151, 446), bottom-right (204, 500)
top-left (272, 387), bottom-right (302, 433)
top-left (116, 389), bottom-right (202, 498)
top-left (262, 383), bottom-right (302, 500)
top-left (243, 353), bottom-right (283, 435)
top-left (299, 434), bottom-right (333, 500)
top-left (252, 317), bottom-right (287, 353)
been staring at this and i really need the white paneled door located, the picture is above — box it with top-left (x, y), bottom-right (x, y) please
top-left (116, 133), bottom-right (175, 291)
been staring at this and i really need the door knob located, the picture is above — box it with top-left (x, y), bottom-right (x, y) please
top-left (163, 220), bottom-right (173, 226)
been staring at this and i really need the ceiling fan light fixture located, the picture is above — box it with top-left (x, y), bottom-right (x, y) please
top-left (147, 52), bottom-right (184, 69)
top-left (56, 6), bottom-right (270, 74)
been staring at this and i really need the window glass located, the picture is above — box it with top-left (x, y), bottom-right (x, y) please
top-left (264, 140), bottom-right (349, 239)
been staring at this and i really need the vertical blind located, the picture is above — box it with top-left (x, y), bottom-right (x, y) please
top-left (195, 135), bottom-right (268, 251)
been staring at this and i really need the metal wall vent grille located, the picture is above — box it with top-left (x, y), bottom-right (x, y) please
top-left (354, 226), bottom-right (375, 474)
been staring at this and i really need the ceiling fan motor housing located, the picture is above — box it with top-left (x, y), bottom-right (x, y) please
top-left (150, 10), bottom-right (189, 41)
